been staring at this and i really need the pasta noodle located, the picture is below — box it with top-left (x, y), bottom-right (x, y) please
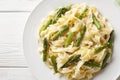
top-left (38, 3), bottom-right (114, 80)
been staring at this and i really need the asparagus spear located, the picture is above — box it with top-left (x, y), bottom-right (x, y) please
top-left (108, 30), bottom-right (114, 48)
top-left (40, 19), bottom-right (52, 33)
top-left (51, 26), bottom-right (69, 40)
top-left (79, 7), bottom-right (88, 19)
top-left (95, 31), bottom-right (114, 53)
top-left (95, 43), bottom-right (108, 53)
top-left (40, 5), bottom-right (71, 32)
top-left (61, 54), bottom-right (81, 68)
top-left (92, 14), bottom-right (101, 29)
top-left (101, 52), bottom-right (110, 69)
top-left (84, 61), bottom-right (100, 67)
top-left (65, 32), bottom-right (74, 47)
top-left (52, 5), bottom-right (71, 23)
top-left (108, 30), bottom-right (114, 42)
top-left (43, 38), bottom-right (48, 62)
top-left (75, 26), bottom-right (86, 47)
top-left (51, 55), bottom-right (58, 73)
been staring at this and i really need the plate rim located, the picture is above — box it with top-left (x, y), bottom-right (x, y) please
top-left (23, 0), bottom-right (120, 80)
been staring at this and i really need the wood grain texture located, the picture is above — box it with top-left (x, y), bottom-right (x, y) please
top-left (0, 13), bottom-right (30, 67)
top-left (0, 0), bottom-right (42, 80)
top-left (0, 68), bottom-right (35, 80)
top-left (0, 53), bottom-right (27, 67)
top-left (0, 13), bottom-right (30, 43)
top-left (0, 0), bottom-right (42, 11)
top-left (0, 9), bottom-right (36, 80)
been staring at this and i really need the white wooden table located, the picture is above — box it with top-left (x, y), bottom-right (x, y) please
top-left (0, 0), bottom-right (120, 80)
top-left (0, 0), bottom-right (42, 80)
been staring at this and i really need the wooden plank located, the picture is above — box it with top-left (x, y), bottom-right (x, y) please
top-left (0, 0), bottom-right (42, 11)
top-left (0, 12), bottom-right (30, 43)
top-left (0, 12), bottom-right (35, 79)
top-left (0, 53), bottom-right (27, 67)
top-left (0, 13), bottom-right (30, 67)
top-left (0, 68), bottom-right (35, 80)
top-left (0, 12), bottom-right (29, 40)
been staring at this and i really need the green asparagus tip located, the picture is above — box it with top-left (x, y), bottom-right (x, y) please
top-left (40, 19), bottom-right (52, 33)
top-left (53, 5), bottom-right (71, 24)
top-left (61, 54), bottom-right (81, 68)
top-left (84, 61), bottom-right (100, 67)
top-left (65, 32), bottom-right (74, 47)
top-left (51, 26), bottom-right (69, 40)
top-left (51, 55), bottom-right (58, 73)
top-left (79, 7), bottom-right (88, 19)
top-left (95, 43), bottom-right (108, 53)
top-left (92, 14), bottom-right (101, 29)
top-left (108, 30), bottom-right (114, 48)
top-left (43, 38), bottom-right (48, 62)
top-left (75, 26), bottom-right (86, 47)
top-left (101, 52), bottom-right (110, 69)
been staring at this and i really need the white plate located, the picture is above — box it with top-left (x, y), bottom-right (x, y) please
top-left (23, 0), bottom-right (120, 80)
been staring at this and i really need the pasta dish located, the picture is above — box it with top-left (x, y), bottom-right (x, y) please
top-left (38, 3), bottom-right (114, 80)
